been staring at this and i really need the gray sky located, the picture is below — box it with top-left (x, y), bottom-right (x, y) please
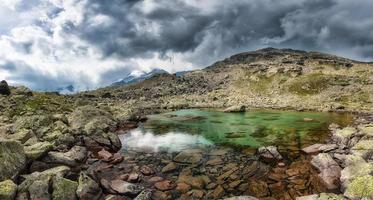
top-left (1, 0), bottom-right (373, 91)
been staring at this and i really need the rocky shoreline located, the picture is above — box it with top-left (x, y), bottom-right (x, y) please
top-left (1, 101), bottom-right (372, 199)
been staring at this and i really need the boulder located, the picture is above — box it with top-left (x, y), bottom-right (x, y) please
top-left (344, 175), bottom-right (373, 200)
top-left (28, 177), bottom-right (50, 200)
top-left (69, 106), bottom-right (116, 135)
top-left (0, 139), bottom-right (26, 181)
top-left (0, 180), bottom-right (17, 200)
top-left (351, 139), bottom-right (373, 159)
top-left (52, 177), bottom-right (78, 200)
top-left (154, 180), bottom-right (175, 191)
top-left (13, 115), bottom-right (53, 137)
top-left (24, 141), bottom-right (53, 160)
top-left (311, 153), bottom-right (341, 190)
top-left (257, 146), bottom-right (283, 161)
top-left (13, 86), bottom-right (32, 96)
top-left (340, 155), bottom-right (373, 189)
top-left (76, 172), bottom-right (103, 200)
top-left (18, 166), bottom-right (71, 192)
top-left (360, 124), bottom-right (373, 138)
top-left (110, 179), bottom-right (144, 196)
top-left (0, 80), bottom-right (11, 96)
top-left (43, 146), bottom-right (87, 167)
top-left (332, 127), bottom-right (357, 146)
top-left (224, 105), bottom-right (246, 112)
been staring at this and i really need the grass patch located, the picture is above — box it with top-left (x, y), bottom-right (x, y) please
top-left (288, 73), bottom-right (330, 95)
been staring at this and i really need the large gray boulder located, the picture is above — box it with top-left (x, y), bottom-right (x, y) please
top-left (43, 146), bottom-right (87, 167)
top-left (52, 177), bottom-right (78, 200)
top-left (311, 153), bottom-right (341, 190)
top-left (69, 106), bottom-right (116, 135)
top-left (0, 139), bottom-right (26, 181)
top-left (76, 172), bottom-right (103, 200)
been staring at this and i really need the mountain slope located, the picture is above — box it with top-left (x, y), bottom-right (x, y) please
top-left (82, 48), bottom-right (373, 116)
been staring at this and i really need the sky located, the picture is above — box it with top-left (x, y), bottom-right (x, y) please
top-left (0, 0), bottom-right (373, 91)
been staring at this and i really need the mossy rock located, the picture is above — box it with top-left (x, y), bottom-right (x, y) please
top-left (345, 175), bottom-right (373, 200)
top-left (24, 141), bottom-right (54, 160)
top-left (361, 125), bottom-right (373, 137)
top-left (0, 139), bottom-right (26, 181)
top-left (52, 177), bottom-right (78, 200)
top-left (318, 193), bottom-right (344, 200)
top-left (0, 180), bottom-right (17, 200)
top-left (351, 139), bottom-right (373, 159)
top-left (6, 129), bottom-right (35, 143)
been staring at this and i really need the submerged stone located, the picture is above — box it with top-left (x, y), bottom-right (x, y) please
top-left (311, 153), bottom-right (341, 190)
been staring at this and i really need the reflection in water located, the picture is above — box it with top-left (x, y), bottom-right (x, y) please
top-left (120, 128), bottom-right (213, 152)
top-left (121, 109), bottom-right (353, 154)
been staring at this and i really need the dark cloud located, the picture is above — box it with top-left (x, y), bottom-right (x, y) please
top-left (2, 0), bottom-right (373, 92)
top-left (69, 0), bottom-right (373, 63)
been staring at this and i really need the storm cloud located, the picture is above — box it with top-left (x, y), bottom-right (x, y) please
top-left (0, 0), bottom-right (372, 91)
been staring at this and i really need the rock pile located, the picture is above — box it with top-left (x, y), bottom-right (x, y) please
top-left (298, 115), bottom-right (373, 199)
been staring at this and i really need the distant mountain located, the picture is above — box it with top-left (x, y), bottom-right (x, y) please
top-left (56, 85), bottom-right (75, 94)
top-left (111, 68), bottom-right (169, 86)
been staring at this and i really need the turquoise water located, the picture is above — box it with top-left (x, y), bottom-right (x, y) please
top-left (120, 109), bottom-right (353, 153)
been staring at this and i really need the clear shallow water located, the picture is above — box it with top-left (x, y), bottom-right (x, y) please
top-left (120, 109), bottom-right (353, 153)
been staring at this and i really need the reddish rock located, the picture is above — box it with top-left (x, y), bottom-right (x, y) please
top-left (119, 174), bottom-right (129, 181)
top-left (207, 185), bottom-right (225, 199)
top-left (176, 182), bottom-right (191, 193)
top-left (128, 173), bottom-right (139, 182)
top-left (110, 153), bottom-right (124, 164)
top-left (154, 180), bottom-right (175, 191)
top-left (140, 165), bottom-right (155, 176)
top-left (97, 148), bottom-right (113, 161)
top-left (246, 180), bottom-right (270, 198)
top-left (148, 176), bottom-right (164, 184)
top-left (162, 162), bottom-right (177, 173)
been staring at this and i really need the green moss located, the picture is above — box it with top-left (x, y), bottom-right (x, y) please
top-left (0, 180), bottom-right (17, 200)
top-left (288, 73), bottom-right (330, 95)
top-left (52, 177), bottom-right (78, 200)
top-left (346, 175), bottom-right (373, 199)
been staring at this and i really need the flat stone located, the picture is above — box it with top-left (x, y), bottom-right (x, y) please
top-left (246, 180), bottom-right (269, 197)
top-left (173, 151), bottom-right (202, 164)
top-left (162, 162), bottom-right (177, 173)
top-left (140, 165), bottom-right (155, 175)
top-left (147, 177), bottom-right (164, 184)
top-left (110, 179), bottom-right (144, 195)
top-left (206, 158), bottom-right (224, 166)
top-left (207, 185), bottom-right (225, 199)
top-left (154, 180), bottom-right (174, 191)
top-left (302, 144), bottom-right (337, 154)
top-left (128, 173), bottom-right (139, 182)
top-left (97, 148), bottom-right (113, 161)
top-left (176, 182), bottom-right (191, 193)
top-left (257, 146), bottom-right (283, 161)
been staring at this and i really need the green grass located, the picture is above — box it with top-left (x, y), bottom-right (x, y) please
top-left (288, 73), bottom-right (330, 95)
